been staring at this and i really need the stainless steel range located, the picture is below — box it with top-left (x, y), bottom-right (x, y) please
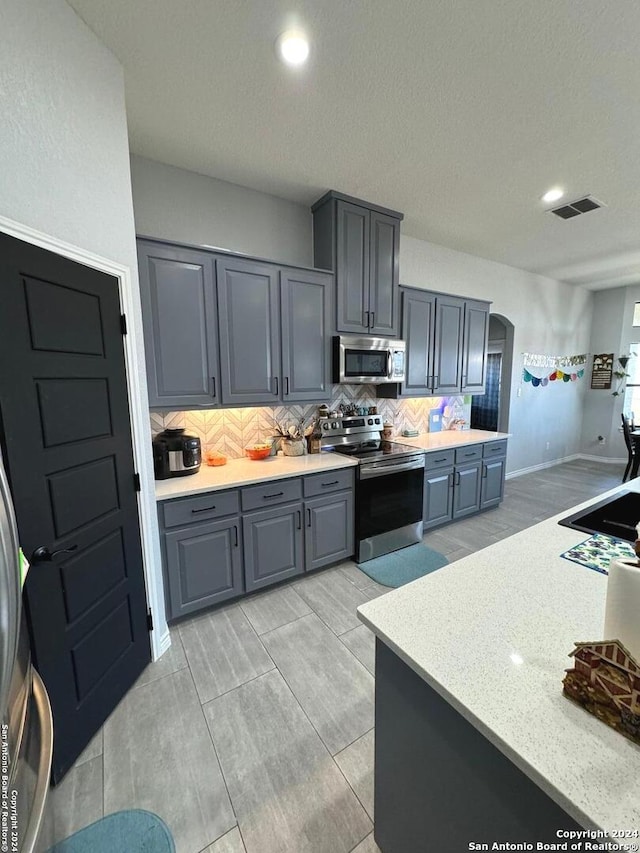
top-left (319, 416), bottom-right (425, 562)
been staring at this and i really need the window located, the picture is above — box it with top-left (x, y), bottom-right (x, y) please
top-left (623, 343), bottom-right (640, 421)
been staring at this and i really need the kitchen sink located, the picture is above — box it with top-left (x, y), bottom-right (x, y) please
top-left (558, 490), bottom-right (640, 542)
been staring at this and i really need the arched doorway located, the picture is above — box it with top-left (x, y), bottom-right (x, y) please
top-left (470, 313), bottom-right (514, 433)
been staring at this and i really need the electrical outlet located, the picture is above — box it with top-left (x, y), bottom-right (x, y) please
top-left (545, 441), bottom-right (550, 450)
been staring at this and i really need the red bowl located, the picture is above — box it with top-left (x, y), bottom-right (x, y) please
top-left (245, 446), bottom-right (271, 460)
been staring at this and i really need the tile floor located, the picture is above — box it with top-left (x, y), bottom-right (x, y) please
top-left (45, 459), bottom-right (621, 853)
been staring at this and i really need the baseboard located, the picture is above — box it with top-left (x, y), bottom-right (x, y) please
top-left (505, 454), bottom-right (581, 479)
top-left (506, 453), bottom-right (625, 480)
top-left (576, 454), bottom-right (626, 464)
top-left (154, 626), bottom-right (172, 661)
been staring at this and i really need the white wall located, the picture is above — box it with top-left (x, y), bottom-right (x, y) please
top-left (400, 237), bottom-right (594, 475)
top-left (0, 0), bottom-right (167, 650)
top-left (130, 155), bottom-right (313, 266)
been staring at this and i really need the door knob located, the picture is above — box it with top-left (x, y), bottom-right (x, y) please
top-left (31, 544), bottom-right (78, 563)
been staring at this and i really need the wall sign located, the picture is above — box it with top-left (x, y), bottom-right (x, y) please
top-left (590, 353), bottom-right (614, 390)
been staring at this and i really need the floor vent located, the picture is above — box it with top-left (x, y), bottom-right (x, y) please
top-left (550, 196), bottom-right (605, 219)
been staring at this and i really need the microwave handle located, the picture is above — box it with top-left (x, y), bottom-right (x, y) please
top-left (387, 350), bottom-right (392, 379)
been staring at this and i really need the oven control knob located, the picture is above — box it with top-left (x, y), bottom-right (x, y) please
top-left (322, 423), bottom-right (329, 430)
top-left (367, 418), bottom-right (374, 425)
top-left (375, 417), bottom-right (381, 425)
top-left (331, 422), bottom-right (338, 429)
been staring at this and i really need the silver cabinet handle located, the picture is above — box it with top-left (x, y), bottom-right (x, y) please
top-left (233, 525), bottom-right (239, 547)
top-left (285, 376), bottom-right (289, 395)
top-left (211, 376), bottom-right (216, 398)
top-left (455, 471), bottom-right (461, 485)
top-left (370, 311), bottom-right (375, 329)
top-left (296, 510), bottom-right (302, 530)
top-left (307, 508), bottom-right (312, 527)
top-left (274, 376), bottom-right (279, 396)
top-left (364, 310), bottom-right (370, 328)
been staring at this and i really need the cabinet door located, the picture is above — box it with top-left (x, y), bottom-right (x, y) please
top-left (480, 457), bottom-right (505, 509)
top-left (452, 463), bottom-right (482, 519)
top-left (461, 300), bottom-right (490, 394)
top-left (280, 269), bottom-right (332, 402)
top-left (423, 468), bottom-right (454, 530)
top-left (138, 242), bottom-right (219, 408)
top-left (401, 289), bottom-right (436, 396)
top-left (433, 295), bottom-right (465, 394)
top-left (243, 504), bottom-right (304, 592)
top-left (336, 201), bottom-right (370, 334)
top-left (164, 517), bottom-right (243, 619)
top-left (369, 211), bottom-right (400, 337)
top-left (217, 257), bottom-right (281, 405)
top-left (304, 491), bottom-right (354, 572)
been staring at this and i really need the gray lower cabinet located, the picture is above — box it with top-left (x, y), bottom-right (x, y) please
top-left (304, 490), bottom-right (354, 571)
top-left (164, 517), bottom-right (243, 619)
top-left (243, 503), bottom-right (304, 592)
top-left (138, 241), bottom-right (219, 408)
top-left (452, 462), bottom-right (482, 519)
top-left (480, 457), bottom-right (506, 509)
top-left (424, 467), bottom-right (454, 531)
top-left (423, 441), bottom-right (507, 529)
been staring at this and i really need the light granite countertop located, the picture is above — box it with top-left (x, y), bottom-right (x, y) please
top-left (358, 476), bottom-right (640, 833)
top-left (155, 453), bottom-right (358, 501)
top-left (397, 428), bottom-right (510, 451)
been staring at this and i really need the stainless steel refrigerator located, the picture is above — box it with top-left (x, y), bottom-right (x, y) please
top-left (0, 452), bottom-right (53, 852)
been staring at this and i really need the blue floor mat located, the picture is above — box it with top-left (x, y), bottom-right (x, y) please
top-left (357, 543), bottom-right (449, 588)
top-left (47, 810), bottom-right (175, 853)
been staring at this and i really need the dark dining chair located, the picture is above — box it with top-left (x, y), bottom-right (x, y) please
top-left (621, 414), bottom-right (636, 482)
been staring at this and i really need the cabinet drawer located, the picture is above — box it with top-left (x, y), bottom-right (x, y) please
top-left (241, 478), bottom-right (302, 511)
top-left (303, 468), bottom-right (354, 497)
top-left (455, 445), bottom-right (483, 464)
top-left (483, 440), bottom-right (508, 458)
top-left (162, 489), bottom-right (240, 528)
top-left (424, 449), bottom-right (455, 471)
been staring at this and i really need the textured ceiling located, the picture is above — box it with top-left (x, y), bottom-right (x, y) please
top-left (68, 0), bottom-right (640, 289)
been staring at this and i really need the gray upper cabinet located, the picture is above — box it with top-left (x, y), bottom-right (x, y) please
top-left (400, 288), bottom-right (436, 397)
top-left (138, 241), bottom-right (219, 408)
top-left (217, 257), bottom-right (281, 406)
top-left (312, 191), bottom-right (403, 337)
top-left (336, 201), bottom-right (370, 334)
top-left (280, 268), bottom-right (332, 402)
top-left (461, 300), bottom-right (490, 394)
top-left (433, 295), bottom-right (465, 394)
top-left (369, 211), bottom-right (400, 336)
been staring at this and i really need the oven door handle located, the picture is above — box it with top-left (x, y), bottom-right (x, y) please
top-left (359, 457), bottom-right (425, 480)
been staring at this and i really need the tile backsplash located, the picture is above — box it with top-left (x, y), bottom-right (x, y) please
top-left (149, 386), bottom-right (471, 458)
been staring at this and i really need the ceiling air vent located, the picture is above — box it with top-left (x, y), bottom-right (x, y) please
top-left (549, 196), bottom-right (605, 220)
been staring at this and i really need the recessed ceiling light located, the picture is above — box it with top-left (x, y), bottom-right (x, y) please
top-left (541, 187), bottom-right (564, 204)
top-left (276, 30), bottom-right (310, 67)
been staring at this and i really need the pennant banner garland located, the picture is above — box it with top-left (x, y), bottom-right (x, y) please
top-left (522, 366), bottom-right (585, 387)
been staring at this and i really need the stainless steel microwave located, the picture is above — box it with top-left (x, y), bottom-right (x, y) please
top-left (334, 336), bottom-right (406, 384)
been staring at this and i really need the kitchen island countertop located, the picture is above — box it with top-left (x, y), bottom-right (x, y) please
top-left (358, 475), bottom-right (640, 833)
top-left (155, 452), bottom-right (358, 501)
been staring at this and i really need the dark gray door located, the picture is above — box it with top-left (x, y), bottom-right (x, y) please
top-left (433, 296), bottom-right (465, 394)
top-left (452, 464), bottom-right (482, 519)
top-left (243, 504), bottom-right (304, 592)
top-left (480, 458), bottom-right (506, 509)
top-left (138, 241), bottom-right (219, 408)
top-left (304, 491), bottom-right (354, 571)
top-left (0, 233), bottom-right (150, 782)
top-left (369, 212), bottom-right (399, 337)
top-left (461, 300), bottom-right (490, 394)
top-left (423, 469), bottom-right (454, 530)
top-left (164, 517), bottom-right (243, 619)
top-left (217, 257), bottom-right (281, 405)
top-left (280, 269), bottom-right (332, 402)
top-left (336, 201), bottom-right (370, 334)
top-left (401, 289), bottom-right (436, 396)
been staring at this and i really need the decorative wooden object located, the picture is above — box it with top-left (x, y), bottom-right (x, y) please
top-left (563, 639), bottom-right (640, 745)
top-left (590, 353), bottom-right (614, 390)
